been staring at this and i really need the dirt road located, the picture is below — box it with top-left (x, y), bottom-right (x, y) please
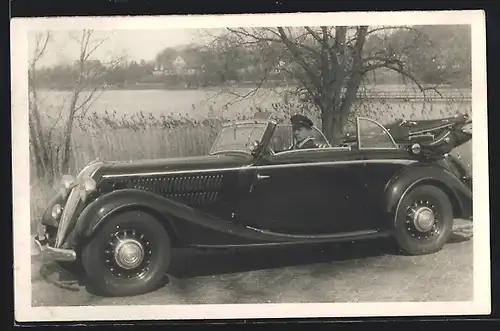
top-left (31, 220), bottom-right (473, 306)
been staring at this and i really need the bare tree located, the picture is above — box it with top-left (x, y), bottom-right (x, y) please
top-left (59, 29), bottom-right (125, 173)
top-left (29, 29), bottom-right (126, 178)
top-left (219, 26), bottom-right (436, 144)
top-left (28, 31), bottom-right (57, 179)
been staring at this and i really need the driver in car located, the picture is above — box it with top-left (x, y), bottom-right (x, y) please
top-left (289, 114), bottom-right (319, 150)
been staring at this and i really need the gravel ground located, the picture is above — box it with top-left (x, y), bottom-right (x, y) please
top-left (30, 220), bottom-right (473, 306)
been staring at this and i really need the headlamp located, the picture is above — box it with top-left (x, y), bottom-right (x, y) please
top-left (59, 174), bottom-right (75, 199)
top-left (51, 204), bottom-right (63, 220)
top-left (79, 177), bottom-right (97, 202)
top-left (58, 174), bottom-right (97, 202)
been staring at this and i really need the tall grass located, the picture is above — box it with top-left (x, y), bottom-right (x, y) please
top-left (28, 94), bottom-right (472, 234)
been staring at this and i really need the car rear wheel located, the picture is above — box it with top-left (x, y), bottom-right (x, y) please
top-left (394, 185), bottom-right (454, 255)
top-left (81, 210), bottom-right (171, 297)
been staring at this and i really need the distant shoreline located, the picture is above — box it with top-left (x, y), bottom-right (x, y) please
top-left (37, 82), bottom-right (470, 93)
top-left (36, 80), bottom-right (296, 92)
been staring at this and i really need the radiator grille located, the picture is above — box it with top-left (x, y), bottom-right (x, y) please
top-left (115, 174), bottom-right (224, 205)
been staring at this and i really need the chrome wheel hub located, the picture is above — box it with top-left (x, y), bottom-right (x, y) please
top-left (412, 207), bottom-right (436, 232)
top-left (104, 228), bottom-right (152, 278)
top-left (113, 238), bottom-right (145, 270)
top-left (405, 199), bottom-right (440, 240)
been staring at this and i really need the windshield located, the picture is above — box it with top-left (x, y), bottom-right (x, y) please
top-left (357, 117), bottom-right (398, 149)
top-left (210, 122), bottom-right (268, 155)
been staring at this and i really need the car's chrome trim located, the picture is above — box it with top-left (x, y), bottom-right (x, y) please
top-left (274, 146), bottom-right (351, 156)
top-left (244, 226), bottom-right (381, 239)
top-left (54, 161), bottom-right (105, 248)
top-left (103, 166), bottom-right (244, 178)
top-left (34, 236), bottom-right (77, 262)
top-left (190, 229), bottom-right (391, 248)
top-left (102, 159), bottom-right (417, 178)
top-left (220, 119), bottom-right (277, 127)
top-left (410, 122), bottom-right (458, 135)
top-left (54, 187), bottom-right (80, 248)
top-left (79, 160), bottom-right (105, 178)
top-left (256, 159), bottom-right (416, 170)
top-left (209, 149), bottom-right (253, 156)
top-left (409, 133), bottom-right (435, 140)
top-left (359, 147), bottom-right (399, 150)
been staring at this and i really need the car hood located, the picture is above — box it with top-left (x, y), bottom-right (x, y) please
top-left (94, 153), bottom-right (251, 177)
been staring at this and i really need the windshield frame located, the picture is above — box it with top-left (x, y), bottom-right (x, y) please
top-left (355, 116), bottom-right (399, 150)
top-left (209, 120), bottom-right (273, 156)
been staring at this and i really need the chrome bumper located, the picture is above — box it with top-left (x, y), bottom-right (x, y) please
top-left (33, 236), bottom-right (77, 262)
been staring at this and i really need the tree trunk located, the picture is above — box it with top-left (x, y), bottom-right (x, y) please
top-left (321, 110), bottom-right (333, 143)
top-left (331, 118), bottom-right (345, 145)
top-left (317, 86), bottom-right (347, 147)
top-left (61, 42), bottom-right (85, 174)
top-left (60, 91), bottom-right (78, 174)
top-left (321, 107), bottom-right (346, 146)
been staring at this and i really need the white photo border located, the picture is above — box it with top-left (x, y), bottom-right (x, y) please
top-left (12, 10), bottom-right (490, 322)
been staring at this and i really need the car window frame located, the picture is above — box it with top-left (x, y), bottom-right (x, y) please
top-left (355, 116), bottom-right (399, 150)
top-left (209, 120), bottom-right (273, 156)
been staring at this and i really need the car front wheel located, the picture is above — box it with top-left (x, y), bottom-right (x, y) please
top-left (394, 184), bottom-right (454, 255)
top-left (81, 210), bottom-right (171, 297)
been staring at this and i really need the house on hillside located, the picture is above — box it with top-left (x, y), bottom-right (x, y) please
top-left (172, 56), bottom-right (186, 69)
top-left (153, 63), bottom-right (173, 76)
top-left (153, 53), bottom-right (200, 76)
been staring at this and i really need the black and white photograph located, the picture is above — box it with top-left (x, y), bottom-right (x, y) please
top-left (12, 11), bottom-right (489, 322)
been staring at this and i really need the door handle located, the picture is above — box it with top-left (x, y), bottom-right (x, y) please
top-left (257, 174), bottom-right (270, 180)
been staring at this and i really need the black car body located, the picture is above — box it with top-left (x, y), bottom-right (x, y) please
top-left (34, 114), bottom-right (473, 296)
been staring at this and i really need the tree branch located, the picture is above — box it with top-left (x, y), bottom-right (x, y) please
top-left (339, 26), bottom-right (368, 118)
top-left (276, 27), bottom-right (322, 93)
top-left (29, 32), bottom-right (52, 69)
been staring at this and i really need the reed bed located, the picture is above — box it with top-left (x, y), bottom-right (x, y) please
top-left (28, 95), bottom-right (472, 234)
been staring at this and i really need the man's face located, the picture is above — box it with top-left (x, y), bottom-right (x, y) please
top-left (293, 126), bottom-right (310, 141)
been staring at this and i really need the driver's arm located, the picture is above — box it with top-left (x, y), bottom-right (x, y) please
top-left (300, 138), bottom-right (318, 149)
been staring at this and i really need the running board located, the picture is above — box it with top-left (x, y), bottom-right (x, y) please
top-left (190, 229), bottom-right (391, 249)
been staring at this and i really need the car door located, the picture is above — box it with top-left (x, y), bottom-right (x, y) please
top-left (233, 149), bottom-right (370, 235)
top-left (354, 117), bottom-right (410, 229)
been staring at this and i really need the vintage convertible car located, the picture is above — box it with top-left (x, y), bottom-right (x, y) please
top-left (34, 113), bottom-right (473, 297)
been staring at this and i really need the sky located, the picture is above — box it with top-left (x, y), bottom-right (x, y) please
top-left (28, 29), bottom-right (220, 67)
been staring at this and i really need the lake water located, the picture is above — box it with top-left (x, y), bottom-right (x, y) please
top-left (30, 86), bottom-right (473, 176)
top-left (36, 87), bottom-right (472, 125)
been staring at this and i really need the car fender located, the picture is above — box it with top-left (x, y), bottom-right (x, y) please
top-left (384, 163), bottom-right (472, 224)
top-left (73, 189), bottom-right (191, 245)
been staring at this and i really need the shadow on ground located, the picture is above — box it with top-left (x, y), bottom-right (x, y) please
top-left (34, 223), bottom-right (472, 297)
top-left (168, 239), bottom-right (397, 279)
top-left (36, 239), bottom-right (395, 293)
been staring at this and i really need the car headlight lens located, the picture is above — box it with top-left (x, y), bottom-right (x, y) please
top-left (79, 177), bottom-right (97, 202)
top-left (58, 173), bottom-right (97, 202)
top-left (51, 204), bottom-right (63, 220)
top-left (83, 177), bottom-right (97, 192)
top-left (59, 174), bottom-right (75, 199)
